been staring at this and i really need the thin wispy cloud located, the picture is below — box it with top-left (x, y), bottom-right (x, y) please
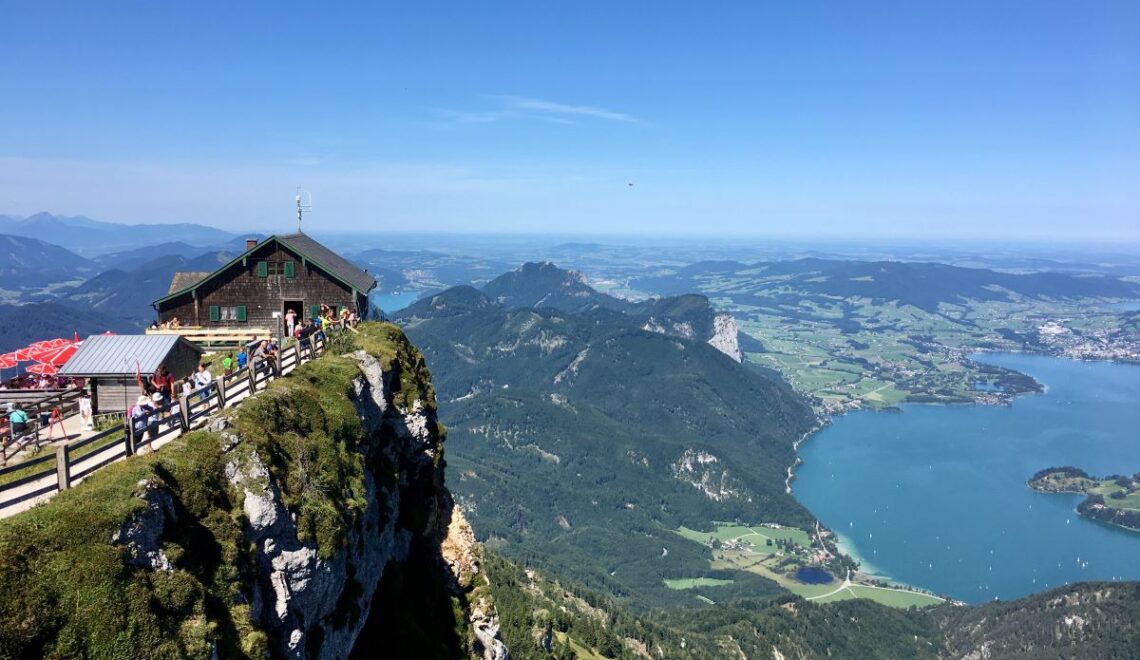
top-left (435, 95), bottom-right (640, 127)
top-left (495, 95), bottom-right (639, 123)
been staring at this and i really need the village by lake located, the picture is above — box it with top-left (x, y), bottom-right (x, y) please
top-left (795, 352), bottom-right (1140, 604)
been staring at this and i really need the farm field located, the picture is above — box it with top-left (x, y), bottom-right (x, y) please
top-left (671, 523), bottom-right (945, 608)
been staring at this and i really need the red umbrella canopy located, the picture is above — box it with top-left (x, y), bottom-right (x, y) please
top-left (0, 355), bottom-right (17, 369)
top-left (29, 338), bottom-right (70, 349)
top-left (25, 363), bottom-right (58, 375)
top-left (30, 344), bottom-right (78, 367)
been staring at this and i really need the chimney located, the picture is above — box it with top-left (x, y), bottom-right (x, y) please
top-left (246, 238), bottom-right (257, 251)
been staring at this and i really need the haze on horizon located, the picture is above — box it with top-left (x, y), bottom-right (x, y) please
top-left (1, 2), bottom-right (1137, 242)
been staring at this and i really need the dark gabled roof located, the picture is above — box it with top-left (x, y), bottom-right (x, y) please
top-left (276, 232), bottom-right (377, 293)
top-left (60, 335), bottom-right (203, 377)
top-left (153, 232), bottom-right (376, 306)
top-left (168, 271), bottom-right (211, 294)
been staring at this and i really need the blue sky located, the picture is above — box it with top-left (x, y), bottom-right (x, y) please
top-left (1, 2), bottom-right (1137, 240)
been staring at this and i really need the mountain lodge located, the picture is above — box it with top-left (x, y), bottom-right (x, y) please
top-left (152, 232), bottom-right (376, 330)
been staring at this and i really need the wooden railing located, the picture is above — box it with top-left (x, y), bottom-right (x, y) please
top-left (145, 326), bottom-right (275, 349)
top-left (0, 389), bottom-right (85, 464)
top-left (0, 332), bottom-right (333, 519)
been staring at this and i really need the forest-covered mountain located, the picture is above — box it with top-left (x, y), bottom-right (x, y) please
top-left (0, 234), bottom-right (98, 293)
top-left (395, 267), bottom-right (817, 608)
top-left (62, 251), bottom-right (231, 327)
top-left (635, 258), bottom-right (1140, 312)
top-left (0, 302), bottom-right (134, 352)
top-left (488, 554), bottom-right (1140, 659)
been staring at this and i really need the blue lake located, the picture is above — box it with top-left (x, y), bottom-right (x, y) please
top-left (795, 353), bottom-right (1140, 603)
top-left (371, 291), bottom-right (424, 314)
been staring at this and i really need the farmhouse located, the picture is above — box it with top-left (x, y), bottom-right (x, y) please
top-left (152, 233), bottom-right (377, 329)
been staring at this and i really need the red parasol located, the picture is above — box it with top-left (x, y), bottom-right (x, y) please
top-left (25, 363), bottom-right (58, 375)
top-left (31, 338), bottom-right (70, 349)
top-left (29, 344), bottom-right (78, 367)
top-left (0, 355), bottom-right (17, 369)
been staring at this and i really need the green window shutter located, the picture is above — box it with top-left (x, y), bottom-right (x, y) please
top-left (284, 261), bottom-right (295, 278)
top-left (256, 261), bottom-right (268, 277)
top-left (310, 304), bottom-right (320, 320)
top-left (236, 305), bottom-right (247, 322)
top-left (208, 305), bottom-right (220, 322)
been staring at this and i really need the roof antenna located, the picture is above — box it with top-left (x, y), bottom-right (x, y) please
top-left (295, 188), bottom-right (313, 233)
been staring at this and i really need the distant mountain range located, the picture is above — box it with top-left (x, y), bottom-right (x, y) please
top-left (62, 251), bottom-right (233, 327)
top-left (634, 258), bottom-right (1140, 312)
top-left (395, 263), bottom-right (815, 607)
top-left (0, 212), bottom-right (235, 256)
top-left (0, 214), bottom-right (248, 344)
top-left (0, 234), bottom-right (99, 294)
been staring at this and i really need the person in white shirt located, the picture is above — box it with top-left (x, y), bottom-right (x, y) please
top-left (78, 388), bottom-right (93, 431)
top-left (194, 363), bottom-right (213, 402)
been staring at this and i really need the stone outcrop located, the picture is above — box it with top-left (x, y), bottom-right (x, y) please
top-left (708, 313), bottom-right (743, 363)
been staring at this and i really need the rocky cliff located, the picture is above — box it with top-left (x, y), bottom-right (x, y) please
top-left (0, 323), bottom-right (506, 659)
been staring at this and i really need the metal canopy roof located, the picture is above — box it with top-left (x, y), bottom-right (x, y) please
top-left (59, 335), bottom-right (203, 377)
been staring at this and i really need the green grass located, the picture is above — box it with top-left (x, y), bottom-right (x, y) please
top-left (675, 523), bottom-right (944, 609)
top-left (664, 577), bottom-right (735, 590)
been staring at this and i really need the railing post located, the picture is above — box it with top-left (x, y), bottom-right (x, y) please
top-left (124, 418), bottom-right (135, 457)
top-left (246, 365), bottom-right (258, 393)
top-left (274, 350), bottom-right (283, 377)
top-left (215, 376), bottom-right (227, 408)
top-left (178, 394), bottom-right (190, 430)
top-left (55, 444), bottom-right (71, 491)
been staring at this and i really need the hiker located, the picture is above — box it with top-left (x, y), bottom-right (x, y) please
top-left (285, 308), bottom-right (297, 339)
top-left (129, 395), bottom-right (154, 442)
top-left (7, 403), bottom-right (28, 437)
top-left (251, 340), bottom-right (271, 376)
top-left (148, 392), bottom-right (164, 439)
top-left (79, 388), bottom-right (93, 431)
top-left (223, 352), bottom-right (235, 377)
top-left (194, 363), bottom-right (213, 402)
top-left (236, 347), bottom-right (249, 370)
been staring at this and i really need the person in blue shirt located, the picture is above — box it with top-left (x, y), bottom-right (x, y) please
top-left (236, 347), bottom-right (248, 369)
top-left (8, 403), bottom-right (29, 436)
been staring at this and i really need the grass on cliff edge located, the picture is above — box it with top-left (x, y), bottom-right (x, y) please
top-left (0, 322), bottom-right (437, 659)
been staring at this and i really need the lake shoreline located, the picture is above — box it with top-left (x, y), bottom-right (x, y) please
top-left (790, 351), bottom-right (1140, 603)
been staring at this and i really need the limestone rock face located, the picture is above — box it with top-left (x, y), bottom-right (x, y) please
top-left (110, 340), bottom-right (506, 659)
top-left (441, 506), bottom-right (510, 660)
top-left (707, 313), bottom-right (743, 363)
top-left (111, 479), bottom-right (176, 573)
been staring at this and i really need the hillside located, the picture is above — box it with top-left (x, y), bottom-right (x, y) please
top-left (0, 323), bottom-right (506, 659)
top-left (0, 233), bottom-right (98, 295)
top-left (395, 276), bottom-right (817, 608)
top-left (488, 555), bottom-right (1140, 660)
top-left (63, 251), bottom-right (231, 326)
top-left (0, 302), bottom-right (135, 353)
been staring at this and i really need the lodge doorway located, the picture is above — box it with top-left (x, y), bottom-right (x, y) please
top-left (283, 300), bottom-right (303, 338)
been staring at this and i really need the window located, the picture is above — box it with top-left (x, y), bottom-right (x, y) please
top-left (210, 305), bottom-right (247, 322)
top-left (258, 260), bottom-right (296, 277)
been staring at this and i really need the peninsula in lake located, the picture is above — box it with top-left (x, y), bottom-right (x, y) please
top-left (1029, 467), bottom-right (1140, 532)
